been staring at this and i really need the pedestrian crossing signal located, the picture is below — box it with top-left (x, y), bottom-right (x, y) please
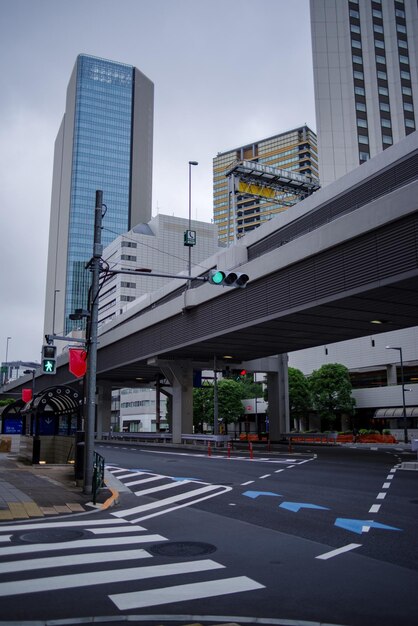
top-left (42, 344), bottom-right (57, 375)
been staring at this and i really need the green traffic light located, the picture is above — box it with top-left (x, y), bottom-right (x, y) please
top-left (211, 271), bottom-right (225, 284)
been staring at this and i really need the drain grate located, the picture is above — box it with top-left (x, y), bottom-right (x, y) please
top-left (149, 541), bottom-right (217, 557)
top-left (15, 529), bottom-right (87, 544)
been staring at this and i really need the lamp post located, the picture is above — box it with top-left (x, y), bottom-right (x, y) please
top-left (4, 337), bottom-right (11, 384)
top-left (187, 160), bottom-right (198, 287)
top-left (386, 346), bottom-right (408, 444)
top-left (52, 289), bottom-right (60, 336)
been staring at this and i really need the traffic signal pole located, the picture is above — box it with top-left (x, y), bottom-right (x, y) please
top-left (84, 190), bottom-right (103, 495)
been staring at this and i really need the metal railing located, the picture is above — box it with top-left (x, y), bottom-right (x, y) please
top-left (92, 450), bottom-right (105, 505)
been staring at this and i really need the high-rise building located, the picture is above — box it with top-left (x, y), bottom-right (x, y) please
top-left (213, 125), bottom-right (319, 244)
top-left (311, 0), bottom-right (418, 186)
top-left (44, 54), bottom-right (154, 337)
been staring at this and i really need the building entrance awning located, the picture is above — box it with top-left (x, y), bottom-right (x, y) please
top-left (374, 407), bottom-right (418, 419)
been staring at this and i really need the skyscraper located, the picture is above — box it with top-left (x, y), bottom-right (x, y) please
top-left (213, 125), bottom-right (319, 244)
top-left (44, 54), bottom-right (154, 337)
top-left (311, 0), bottom-right (418, 186)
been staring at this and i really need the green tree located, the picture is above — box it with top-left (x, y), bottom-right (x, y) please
top-left (193, 379), bottom-right (244, 431)
top-left (288, 367), bottom-right (311, 428)
top-left (309, 363), bottom-right (355, 429)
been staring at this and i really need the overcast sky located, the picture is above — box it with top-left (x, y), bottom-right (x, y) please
top-left (0, 0), bottom-right (315, 365)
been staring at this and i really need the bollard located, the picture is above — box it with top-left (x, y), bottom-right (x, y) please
top-left (208, 441), bottom-right (212, 457)
top-left (288, 437), bottom-right (292, 453)
top-left (249, 441), bottom-right (254, 460)
top-left (267, 439), bottom-right (271, 453)
top-left (227, 442), bottom-right (231, 458)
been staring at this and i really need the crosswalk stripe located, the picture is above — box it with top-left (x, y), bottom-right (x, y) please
top-left (132, 480), bottom-right (191, 497)
top-left (113, 471), bottom-right (146, 479)
top-left (88, 525), bottom-right (146, 534)
top-left (110, 575), bottom-right (265, 610)
top-left (0, 559), bottom-right (224, 597)
top-left (0, 548), bottom-right (151, 574)
top-left (113, 484), bottom-right (221, 518)
top-left (0, 519), bottom-right (127, 533)
top-left (0, 534), bottom-right (167, 557)
top-left (124, 474), bottom-right (168, 487)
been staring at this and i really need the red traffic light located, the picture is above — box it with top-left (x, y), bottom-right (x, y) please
top-left (69, 348), bottom-right (87, 378)
top-left (240, 370), bottom-right (247, 376)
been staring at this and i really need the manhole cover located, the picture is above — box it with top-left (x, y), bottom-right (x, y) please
top-left (16, 529), bottom-right (86, 544)
top-left (149, 541), bottom-right (217, 557)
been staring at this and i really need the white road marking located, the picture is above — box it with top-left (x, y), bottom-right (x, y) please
top-left (0, 519), bottom-right (127, 533)
top-left (133, 480), bottom-right (190, 497)
top-left (260, 474), bottom-right (271, 479)
top-left (274, 469), bottom-right (284, 473)
top-left (369, 504), bottom-right (381, 513)
top-left (0, 549), bottom-right (151, 574)
top-left (114, 471), bottom-right (146, 479)
top-left (376, 492), bottom-right (387, 500)
top-left (241, 480), bottom-right (254, 486)
top-left (0, 559), bottom-right (224, 597)
top-left (0, 536), bottom-right (11, 543)
top-left (110, 575), bottom-right (265, 610)
top-left (124, 475), bottom-right (166, 487)
top-left (88, 525), bottom-right (146, 534)
top-left (0, 534), bottom-right (167, 557)
top-left (382, 482), bottom-right (391, 489)
top-left (386, 474), bottom-right (394, 480)
top-left (316, 543), bottom-right (362, 560)
top-left (113, 484), bottom-right (223, 518)
top-left (362, 526), bottom-right (371, 533)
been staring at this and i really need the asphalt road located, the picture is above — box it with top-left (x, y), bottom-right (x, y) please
top-left (0, 442), bottom-right (416, 626)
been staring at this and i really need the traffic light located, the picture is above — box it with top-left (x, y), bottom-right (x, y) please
top-left (41, 344), bottom-right (57, 375)
top-left (208, 269), bottom-right (249, 288)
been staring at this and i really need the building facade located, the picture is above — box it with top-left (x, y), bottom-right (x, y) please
top-left (311, 0), bottom-right (418, 186)
top-left (98, 214), bottom-right (220, 328)
top-left (213, 125), bottom-right (319, 244)
top-left (44, 54), bottom-right (154, 338)
top-left (287, 0), bottom-right (418, 436)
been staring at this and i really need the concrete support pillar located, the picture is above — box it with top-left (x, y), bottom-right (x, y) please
top-left (96, 382), bottom-right (112, 439)
top-left (161, 360), bottom-right (193, 444)
top-left (387, 363), bottom-right (397, 385)
top-left (266, 354), bottom-right (290, 440)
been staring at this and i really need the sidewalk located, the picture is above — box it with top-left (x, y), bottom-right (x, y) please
top-left (0, 453), bottom-right (116, 521)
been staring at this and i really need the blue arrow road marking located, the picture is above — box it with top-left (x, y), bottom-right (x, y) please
top-left (335, 518), bottom-right (403, 534)
top-left (280, 502), bottom-right (330, 512)
top-left (171, 477), bottom-right (202, 482)
top-left (243, 491), bottom-right (282, 499)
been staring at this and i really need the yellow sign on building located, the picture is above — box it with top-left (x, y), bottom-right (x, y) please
top-left (237, 180), bottom-right (277, 200)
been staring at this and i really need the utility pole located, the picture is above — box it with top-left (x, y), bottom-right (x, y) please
top-left (84, 190), bottom-right (103, 494)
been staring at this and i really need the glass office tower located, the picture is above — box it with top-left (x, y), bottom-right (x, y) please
top-left (44, 55), bottom-right (154, 336)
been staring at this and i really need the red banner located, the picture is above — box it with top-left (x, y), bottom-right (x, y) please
top-left (22, 388), bottom-right (32, 403)
top-left (69, 348), bottom-right (87, 378)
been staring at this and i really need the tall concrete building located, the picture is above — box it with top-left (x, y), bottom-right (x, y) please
top-left (287, 1), bottom-right (418, 435)
top-left (311, 0), bottom-right (418, 186)
top-left (213, 125), bottom-right (319, 244)
top-left (44, 54), bottom-right (154, 338)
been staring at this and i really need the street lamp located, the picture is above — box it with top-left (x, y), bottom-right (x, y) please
top-left (187, 160), bottom-right (198, 287)
top-left (385, 346), bottom-right (408, 444)
top-left (4, 337), bottom-right (11, 384)
top-left (52, 289), bottom-right (60, 336)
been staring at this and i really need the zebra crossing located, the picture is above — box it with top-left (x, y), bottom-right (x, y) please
top-left (106, 465), bottom-right (233, 523)
top-left (0, 513), bottom-right (264, 619)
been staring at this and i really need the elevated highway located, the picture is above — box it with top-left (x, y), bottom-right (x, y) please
top-left (5, 132), bottom-right (418, 440)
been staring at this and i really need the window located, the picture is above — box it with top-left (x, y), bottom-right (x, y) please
top-left (378, 86), bottom-right (389, 96)
top-left (355, 86), bottom-right (365, 96)
top-left (373, 24), bottom-right (384, 33)
top-left (376, 55), bottom-right (386, 64)
top-left (350, 9), bottom-right (360, 18)
top-left (395, 8), bottom-right (405, 17)
top-left (380, 102), bottom-right (390, 112)
top-left (121, 241), bottom-right (137, 248)
top-left (382, 135), bottom-right (393, 145)
top-left (397, 24), bottom-right (407, 33)
top-left (375, 39), bottom-right (385, 49)
top-left (405, 118), bottom-right (415, 128)
top-left (401, 70), bottom-right (411, 80)
top-left (372, 9), bottom-right (382, 17)
top-left (121, 254), bottom-right (136, 261)
top-left (398, 40), bottom-right (408, 49)
top-left (357, 118), bottom-right (368, 128)
top-left (359, 150), bottom-right (370, 161)
top-left (404, 102), bottom-right (414, 112)
top-left (352, 54), bottom-right (363, 64)
top-left (352, 39), bottom-right (362, 49)
top-left (399, 55), bottom-right (409, 65)
top-left (377, 70), bottom-right (387, 80)
top-left (358, 134), bottom-right (369, 144)
top-left (402, 86), bottom-right (412, 96)
top-left (356, 101), bottom-right (367, 112)
top-left (353, 70), bottom-right (364, 80)
top-left (351, 24), bottom-right (361, 34)
top-left (381, 118), bottom-right (391, 128)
